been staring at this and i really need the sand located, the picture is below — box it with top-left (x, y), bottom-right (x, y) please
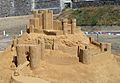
top-left (0, 32), bottom-right (120, 83)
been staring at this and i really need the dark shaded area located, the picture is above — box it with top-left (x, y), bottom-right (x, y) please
top-left (12, 56), bottom-right (17, 67)
top-left (26, 51), bottom-right (30, 62)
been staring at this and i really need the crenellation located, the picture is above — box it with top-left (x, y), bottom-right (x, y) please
top-left (14, 10), bottom-right (112, 75)
top-left (27, 10), bottom-right (79, 35)
top-left (0, 6), bottom-right (117, 82)
top-left (32, 10), bottom-right (39, 18)
top-left (30, 18), bottom-right (39, 29)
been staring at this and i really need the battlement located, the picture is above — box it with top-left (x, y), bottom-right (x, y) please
top-left (27, 10), bottom-right (77, 35)
top-left (10, 10), bottom-right (112, 75)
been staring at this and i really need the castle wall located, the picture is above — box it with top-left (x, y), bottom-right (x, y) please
top-left (57, 45), bottom-right (78, 56)
top-left (28, 10), bottom-right (76, 35)
top-left (62, 19), bottom-right (76, 35)
top-left (89, 37), bottom-right (111, 53)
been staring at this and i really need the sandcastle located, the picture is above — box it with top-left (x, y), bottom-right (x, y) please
top-left (10, 10), bottom-right (112, 83)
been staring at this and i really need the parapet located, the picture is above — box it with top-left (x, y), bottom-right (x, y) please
top-left (89, 37), bottom-right (111, 53)
top-left (27, 10), bottom-right (77, 35)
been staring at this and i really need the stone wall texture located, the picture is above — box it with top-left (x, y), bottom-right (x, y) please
top-left (34, 0), bottom-right (61, 14)
top-left (0, 0), bottom-right (61, 17)
top-left (0, 0), bottom-right (32, 17)
top-left (0, 0), bottom-right (14, 17)
top-left (14, 0), bottom-right (32, 16)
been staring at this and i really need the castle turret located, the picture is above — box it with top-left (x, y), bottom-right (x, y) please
top-left (71, 19), bottom-right (76, 34)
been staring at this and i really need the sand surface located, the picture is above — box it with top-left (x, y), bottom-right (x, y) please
top-left (0, 32), bottom-right (120, 83)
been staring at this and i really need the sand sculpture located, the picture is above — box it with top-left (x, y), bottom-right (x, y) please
top-left (1, 10), bottom-right (120, 83)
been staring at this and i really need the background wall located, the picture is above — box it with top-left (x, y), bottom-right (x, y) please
top-left (0, 0), bottom-right (14, 17)
top-left (14, 0), bottom-right (32, 16)
top-left (0, 0), bottom-right (61, 17)
top-left (0, 0), bottom-right (31, 17)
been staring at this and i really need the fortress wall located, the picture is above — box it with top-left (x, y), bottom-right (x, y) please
top-left (56, 45), bottom-right (78, 57)
top-left (89, 37), bottom-right (111, 53)
top-left (89, 37), bottom-right (101, 47)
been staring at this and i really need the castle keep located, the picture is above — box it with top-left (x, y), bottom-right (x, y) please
top-left (27, 10), bottom-right (76, 35)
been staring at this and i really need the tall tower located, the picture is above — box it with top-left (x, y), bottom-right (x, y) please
top-left (43, 10), bottom-right (53, 30)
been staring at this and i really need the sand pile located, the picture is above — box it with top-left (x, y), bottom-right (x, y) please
top-left (0, 9), bottom-right (120, 83)
top-left (23, 53), bottom-right (120, 83)
top-left (0, 49), bottom-right (16, 83)
top-left (0, 32), bottom-right (120, 83)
